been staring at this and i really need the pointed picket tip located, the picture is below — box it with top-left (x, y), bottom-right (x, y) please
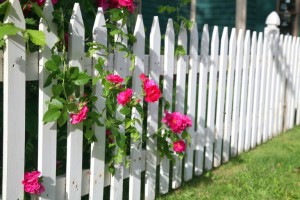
top-left (5, 0), bottom-right (25, 28)
top-left (44, 0), bottom-right (54, 12)
top-left (221, 27), bottom-right (228, 44)
top-left (211, 26), bottom-right (219, 53)
top-left (230, 28), bottom-right (236, 41)
top-left (150, 16), bottom-right (161, 40)
top-left (166, 18), bottom-right (174, 36)
top-left (258, 32), bottom-right (263, 43)
top-left (237, 29), bottom-right (244, 42)
top-left (40, 0), bottom-right (57, 33)
top-left (190, 21), bottom-right (198, 36)
top-left (189, 21), bottom-right (198, 55)
top-left (178, 22), bottom-right (187, 44)
top-left (134, 14), bottom-right (145, 38)
top-left (201, 24), bottom-right (209, 55)
top-left (93, 7), bottom-right (107, 43)
top-left (70, 3), bottom-right (84, 31)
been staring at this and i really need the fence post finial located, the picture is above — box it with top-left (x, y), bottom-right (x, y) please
top-left (264, 11), bottom-right (280, 37)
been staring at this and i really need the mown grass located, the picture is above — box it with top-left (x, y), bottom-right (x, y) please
top-left (157, 126), bottom-right (300, 200)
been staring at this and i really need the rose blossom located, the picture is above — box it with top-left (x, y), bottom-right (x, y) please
top-left (173, 140), bottom-right (186, 153)
top-left (117, 88), bottom-right (133, 106)
top-left (70, 105), bottom-right (89, 124)
top-left (52, 0), bottom-right (58, 5)
top-left (97, 0), bottom-right (109, 11)
top-left (110, 0), bottom-right (135, 13)
top-left (22, 171), bottom-right (45, 195)
top-left (139, 74), bottom-right (161, 103)
top-left (106, 74), bottom-right (124, 84)
top-left (162, 111), bottom-right (192, 134)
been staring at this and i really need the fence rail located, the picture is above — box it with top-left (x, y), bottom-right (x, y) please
top-left (1, 0), bottom-right (300, 199)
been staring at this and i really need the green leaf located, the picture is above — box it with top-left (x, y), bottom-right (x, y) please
top-left (116, 134), bottom-right (126, 148)
top-left (129, 55), bottom-right (135, 71)
top-left (48, 98), bottom-right (64, 109)
top-left (120, 106), bottom-right (131, 116)
top-left (69, 67), bottom-right (79, 79)
top-left (45, 60), bottom-right (59, 72)
top-left (109, 29), bottom-right (122, 36)
top-left (131, 130), bottom-right (140, 142)
top-left (52, 55), bottom-right (61, 65)
top-left (135, 103), bottom-right (144, 119)
top-left (25, 29), bottom-right (46, 47)
top-left (25, 18), bottom-right (37, 26)
top-left (73, 73), bottom-right (90, 85)
top-left (92, 77), bottom-right (101, 85)
top-left (84, 130), bottom-right (94, 141)
top-left (0, 23), bottom-right (22, 39)
top-left (108, 165), bottom-right (115, 175)
top-left (52, 85), bottom-right (62, 96)
top-left (67, 102), bottom-right (77, 112)
top-left (31, 2), bottom-right (45, 19)
top-left (175, 45), bottom-right (187, 56)
top-left (44, 72), bottom-right (56, 87)
top-left (43, 108), bottom-right (61, 123)
top-left (0, 1), bottom-right (10, 15)
top-left (57, 110), bottom-right (68, 127)
top-left (182, 130), bottom-right (188, 139)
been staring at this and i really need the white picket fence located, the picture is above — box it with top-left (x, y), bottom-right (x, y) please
top-left (1, 0), bottom-right (300, 199)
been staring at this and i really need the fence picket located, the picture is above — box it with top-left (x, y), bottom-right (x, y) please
top-left (214, 27), bottom-right (228, 167)
top-left (237, 30), bottom-right (250, 154)
top-left (273, 35), bottom-right (283, 135)
top-left (268, 34), bottom-right (280, 138)
top-left (290, 37), bottom-right (299, 128)
top-left (257, 35), bottom-right (269, 145)
top-left (38, 0), bottom-right (58, 199)
top-left (110, 20), bottom-right (129, 200)
top-left (278, 35), bottom-right (287, 132)
top-left (251, 32), bottom-right (263, 148)
top-left (205, 26), bottom-right (219, 170)
top-left (195, 24), bottom-right (209, 175)
top-left (231, 29), bottom-right (244, 156)
top-left (145, 16), bottom-right (161, 200)
top-left (296, 38), bottom-right (300, 125)
top-left (160, 19), bottom-right (175, 194)
top-left (184, 21), bottom-right (198, 181)
top-left (129, 14), bottom-right (145, 200)
top-left (89, 7), bottom-right (107, 199)
top-left (263, 35), bottom-right (274, 142)
top-left (244, 31), bottom-right (257, 151)
top-left (223, 28), bottom-right (236, 162)
top-left (172, 22), bottom-right (187, 189)
top-left (2, 0), bottom-right (26, 199)
top-left (66, 4), bottom-right (85, 199)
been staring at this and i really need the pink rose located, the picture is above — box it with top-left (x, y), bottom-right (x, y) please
top-left (162, 111), bottom-right (192, 134)
top-left (109, 0), bottom-right (135, 12)
top-left (52, 0), bottom-right (58, 5)
top-left (106, 74), bottom-right (124, 84)
top-left (139, 73), bottom-right (148, 82)
top-left (144, 79), bottom-right (161, 103)
top-left (173, 140), bottom-right (186, 153)
top-left (117, 88), bottom-right (133, 106)
top-left (22, 170), bottom-right (45, 195)
top-left (33, 0), bottom-right (45, 6)
top-left (70, 105), bottom-right (89, 124)
top-left (97, 0), bottom-right (109, 11)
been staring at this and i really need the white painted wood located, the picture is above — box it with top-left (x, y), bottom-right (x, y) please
top-left (268, 34), bottom-right (279, 138)
top-left (129, 14), bottom-right (145, 200)
top-left (145, 16), bottom-right (160, 200)
top-left (262, 35), bottom-right (274, 143)
top-left (244, 31), bottom-right (257, 151)
top-left (184, 21), bottom-right (198, 181)
top-left (205, 26), bottom-right (219, 170)
top-left (273, 35), bottom-right (283, 135)
top-left (251, 32), bottom-right (263, 149)
top-left (2, 0), bottom-right (26, 199)
top-left (38, 0), bottom-right (58, 199)
top-left (237, 30), bottom-right (250, 154)
top-left (89, 7), bottom-right (107, 199)
top-left (66, 4), bottom-right (85, 200)
top-left (172, 22), bottom-right (187, 189)
top-left (290, 37), bottom-right (299, 128)
top-left (195, 24), bottom-right (209, 175)
top-left (222, 28), bottom-right (236, 162)
top-left (278, 35), bottom-right (287, 132)
top-left (296, 38), bottom-right (300, 125)
top-left (284, 36), bottom-right (293, 131)
top-left (160, 19), bottom-right (175, 194)
top-left (110, 20), bottom-right (128, 200)
top-left (257, 35), bottom-right (269, 145)
top-left (214, 27), bottom-right (228, 167)
top-left (230, 29), bottom-right (244, 157)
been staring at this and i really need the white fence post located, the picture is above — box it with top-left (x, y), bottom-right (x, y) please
top-left (66, 3), bottom-right (85, 199)
top-left (2, 0), bottom-right (26, 199)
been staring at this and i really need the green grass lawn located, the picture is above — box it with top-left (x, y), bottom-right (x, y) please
top-left (157, 126), bottom-right (300, 200)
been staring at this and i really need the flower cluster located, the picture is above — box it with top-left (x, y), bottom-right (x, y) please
top-left (97, 0), bottom-right (136, 13)
top-left (140, 74), bottom-right (161, 103)
top-left (22, 171), bottom-right (45, 195)
top-left (70, 104), bottom-right (89, 125)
